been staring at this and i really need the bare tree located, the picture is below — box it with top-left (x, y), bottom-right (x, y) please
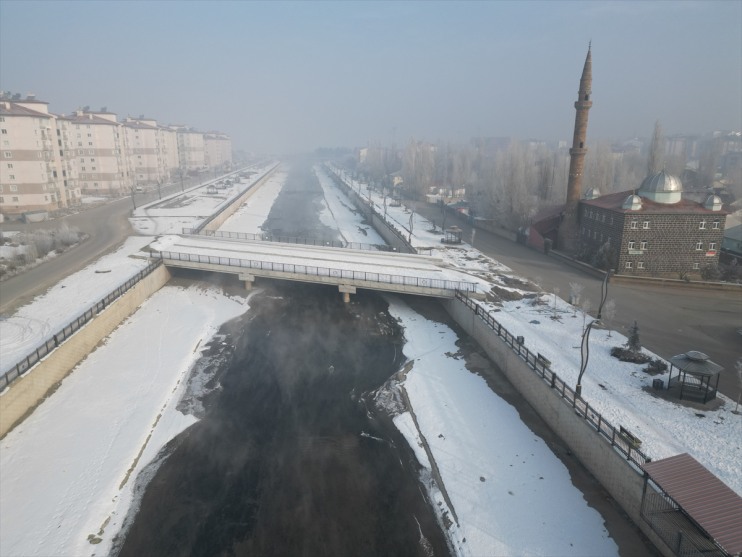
top-left (569, 282), bottom-right (585, 315)
top-left (603, 299), bottom-right (616, 338)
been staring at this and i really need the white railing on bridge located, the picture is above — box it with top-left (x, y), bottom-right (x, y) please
top-left (157, 250), bottom-right (478, 294)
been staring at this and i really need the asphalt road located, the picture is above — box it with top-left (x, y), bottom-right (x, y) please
top-left (0, 180), bottom-right (196, 315)
top-left (413, 201), bottom-right (742, 401)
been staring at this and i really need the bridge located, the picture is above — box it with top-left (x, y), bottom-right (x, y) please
top-left (153, 235), bottom-right (480, 301)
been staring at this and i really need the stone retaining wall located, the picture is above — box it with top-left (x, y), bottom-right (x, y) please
top-left (0, 265), bottom-right (172, 438)
top-left (443, 297), bottom-right (674, 556)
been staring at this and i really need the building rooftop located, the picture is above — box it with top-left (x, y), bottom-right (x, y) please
top-left (582, 190), bottom-right (729, 215)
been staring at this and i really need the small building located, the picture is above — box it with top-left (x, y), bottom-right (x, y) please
top-left (667, 351), bottom-right (723, 403)
top-left (578, 171), bottom-right (728, 276)
top-left (641, 453), bottom-right (742, 557)
top-left (206, 185), bottom-right (218, 194)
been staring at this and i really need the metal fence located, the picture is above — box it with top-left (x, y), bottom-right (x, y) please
top-left (1, 259), bottom-right (163, 390)
top-left (159, 250), bottom-right (478, 294)
top-left (454, 290), bottom-right (652, 470)
top-left (324, 165), bottom-right (417, 254)
top-left (191, 164), bottom-right (279, 234)
top-left (182, 228), bottom-right (394, 252)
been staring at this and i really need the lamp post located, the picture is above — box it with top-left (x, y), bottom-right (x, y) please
top-left (575, 270), bottom-right (612, 397)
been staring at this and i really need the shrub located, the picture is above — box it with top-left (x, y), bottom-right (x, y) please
top-left (610, 346), bottom-right (651, 364)
top-left (701, 264), bottom-right (721, 281)
top-left (643, 358), bottom-right (668, 375)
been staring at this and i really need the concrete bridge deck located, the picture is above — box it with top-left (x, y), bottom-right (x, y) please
top-left (153, 235), bottom-right (479, 299)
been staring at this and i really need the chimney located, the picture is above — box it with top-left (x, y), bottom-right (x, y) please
top-left (26, 93), bottom-right (36, 101)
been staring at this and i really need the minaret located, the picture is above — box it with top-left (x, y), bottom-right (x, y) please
top-left (558, 44), bottom-right (593, 252)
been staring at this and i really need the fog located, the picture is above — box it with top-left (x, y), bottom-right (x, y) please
top-left (1, 1), bottom-right (739, 153)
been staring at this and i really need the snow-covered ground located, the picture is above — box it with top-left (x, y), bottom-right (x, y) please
top-left (0, 236), bottom-right (153, 374)
top-left (128, 161), bottom-right (278, 235)
top-left (218, 167), bottom-right (289, 235)
top-left (327, 164), bottom-right (742, 496)
top-left (1, 161), bottom-right (739, 557)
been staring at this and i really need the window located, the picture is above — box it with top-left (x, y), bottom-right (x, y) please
top-left (640, 241), bottom-right (648, 250)
top-left (628, 241), bottom-right (635, 249)
top-left (12, 196), bottom-right (18, 201)
top-left (601, 214), bottom-right (606, 222)
top-left (10, 185), bottom-right (17, 191)
top-left (630, 221), bottom-right (638, 229)
top-left (1, 129), bottom-right (7, 134)
top-left (709, 242), bottom-right (717, 251)
top-left (0, 196), bottom-right (3, 203)
top-left (6, 163), bottom-right (12, 169)
top-left (693, 263), bottom-right (699, 270)
top-left (642, 221), bottom-right (649, 229)
top-left (9, 175), bottom-right (15, 180)
top-left (3, 152), bottom-right (10, 158)
top-left (696, 241), bottom-right (703, 250)
top-left (625, 261), bottom-right (632, 269)
top-left (712, 221), bottom-right (720, 230)
top-left (88, 142), bottom-right (93, 146)
top-left (637, 262), bottom-right (644, 269)
top-left (90, 158), bottom-right (94, 162)
top-left (699, 221), bottom-right (706, 229)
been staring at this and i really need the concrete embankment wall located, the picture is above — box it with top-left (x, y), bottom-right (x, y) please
top-left (443, 297), bottom-right (673, 557)
top-left (0, 265), bottom-right (172, 438)
top-left (203, 164), bottom-right (280, 232)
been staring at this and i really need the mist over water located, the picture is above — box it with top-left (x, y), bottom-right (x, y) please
top-left (116, 161), bottom-right (449, 556)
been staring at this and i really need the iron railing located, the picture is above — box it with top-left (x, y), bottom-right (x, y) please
top-left (324, 165), bottom-right (416, 254)
top-left (1, 259), bottom-right (163, 390)
top-left (182, 228), bottom-right (394, 252)
top-left (158, 250), bottom-right (478, 293)
top-left (454, 290), bottom-right (652, 470)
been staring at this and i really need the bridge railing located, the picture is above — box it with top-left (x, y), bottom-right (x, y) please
top-left (158, 250), bottom-right (478, 294)
top-left (454, 290), bottom-right (651, 471)
top-left (1, 259), bottom-right (163, 390)
top-left (182, 228), bottom-right (394, 252)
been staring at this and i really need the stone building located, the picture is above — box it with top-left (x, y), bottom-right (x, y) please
top-left (579, 170), bottom-right (727, 276)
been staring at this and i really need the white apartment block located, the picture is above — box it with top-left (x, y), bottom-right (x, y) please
top-left (67, 110), bottom-right (132, 196)
top-left (174, 127), bottom-right (206, 172)
top-left (1, 93), bottom-right (232, 216)
top-left (204, 132), bottom-right (233, 170)
top-left (0, 96), bottom-right (78, 215)
top-left (123, 117), bottom-right (174, 186)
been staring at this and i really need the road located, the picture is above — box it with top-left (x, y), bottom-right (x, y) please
top-left (0, 179), bottom-right (199, 315)
top-left (413, 201), bottom-right (742, 400)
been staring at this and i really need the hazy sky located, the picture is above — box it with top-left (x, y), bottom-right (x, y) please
top-left (1, 1), bottom-right (740, 153)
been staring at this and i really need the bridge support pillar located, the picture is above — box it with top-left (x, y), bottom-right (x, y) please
top-left (338, 284), bottom-right (356, 303)
top-left (238, 273), bottom-right (256, 290)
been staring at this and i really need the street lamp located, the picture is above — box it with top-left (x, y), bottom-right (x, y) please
top-left (575, 270), bottom-right (612, 397)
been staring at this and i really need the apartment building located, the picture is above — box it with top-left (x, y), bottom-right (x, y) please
top-left (1, 93), bottom-right (232, 216)
top-left (0, 96), bottom-right (78, 215)
top-left (204, 132), bottom-right (232, 171)
top-left (65, 110), bottom-right (132, 196)
top-left (123, 117), bottom-right (171, 186)
top-left (174, 127), bottom-right (206, 172)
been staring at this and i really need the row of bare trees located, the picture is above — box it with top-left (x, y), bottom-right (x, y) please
top-left (353, 123), bottom-right (733, 232)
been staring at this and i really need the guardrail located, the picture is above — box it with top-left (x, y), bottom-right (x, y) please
top-left (454, 290), bottom-right (651, 470)
top-left (0, 259), bottom-right (163, 391)
top-left (158, 250), bottom-right (478, 294)
top-left (324, 165), bottom-right (417, 254)
top-left (181, 228), bottom-right (394, 252)
top-left (192, 163), bottom-right (279, 234)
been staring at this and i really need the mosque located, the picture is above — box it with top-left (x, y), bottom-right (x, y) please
top-left (535, 46), bottom-right (728, 277)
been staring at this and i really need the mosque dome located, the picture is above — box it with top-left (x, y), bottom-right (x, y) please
top-left (703, 195), bottom-right (723, 212)
top-left (583, 187), bottom-right (601, 200)
top-left (622, 194), bottom-right (643, 211)
top-left (638, 170), bottom-right (683, 204)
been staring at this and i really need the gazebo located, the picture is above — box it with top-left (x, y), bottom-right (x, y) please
top-left (441, 225), bottom-right (463, 245)
top-left (667, 351), bottom-right (723, 404)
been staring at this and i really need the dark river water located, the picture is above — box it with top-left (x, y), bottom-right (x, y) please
top-left (116, 161), bottom-right (450, 556)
